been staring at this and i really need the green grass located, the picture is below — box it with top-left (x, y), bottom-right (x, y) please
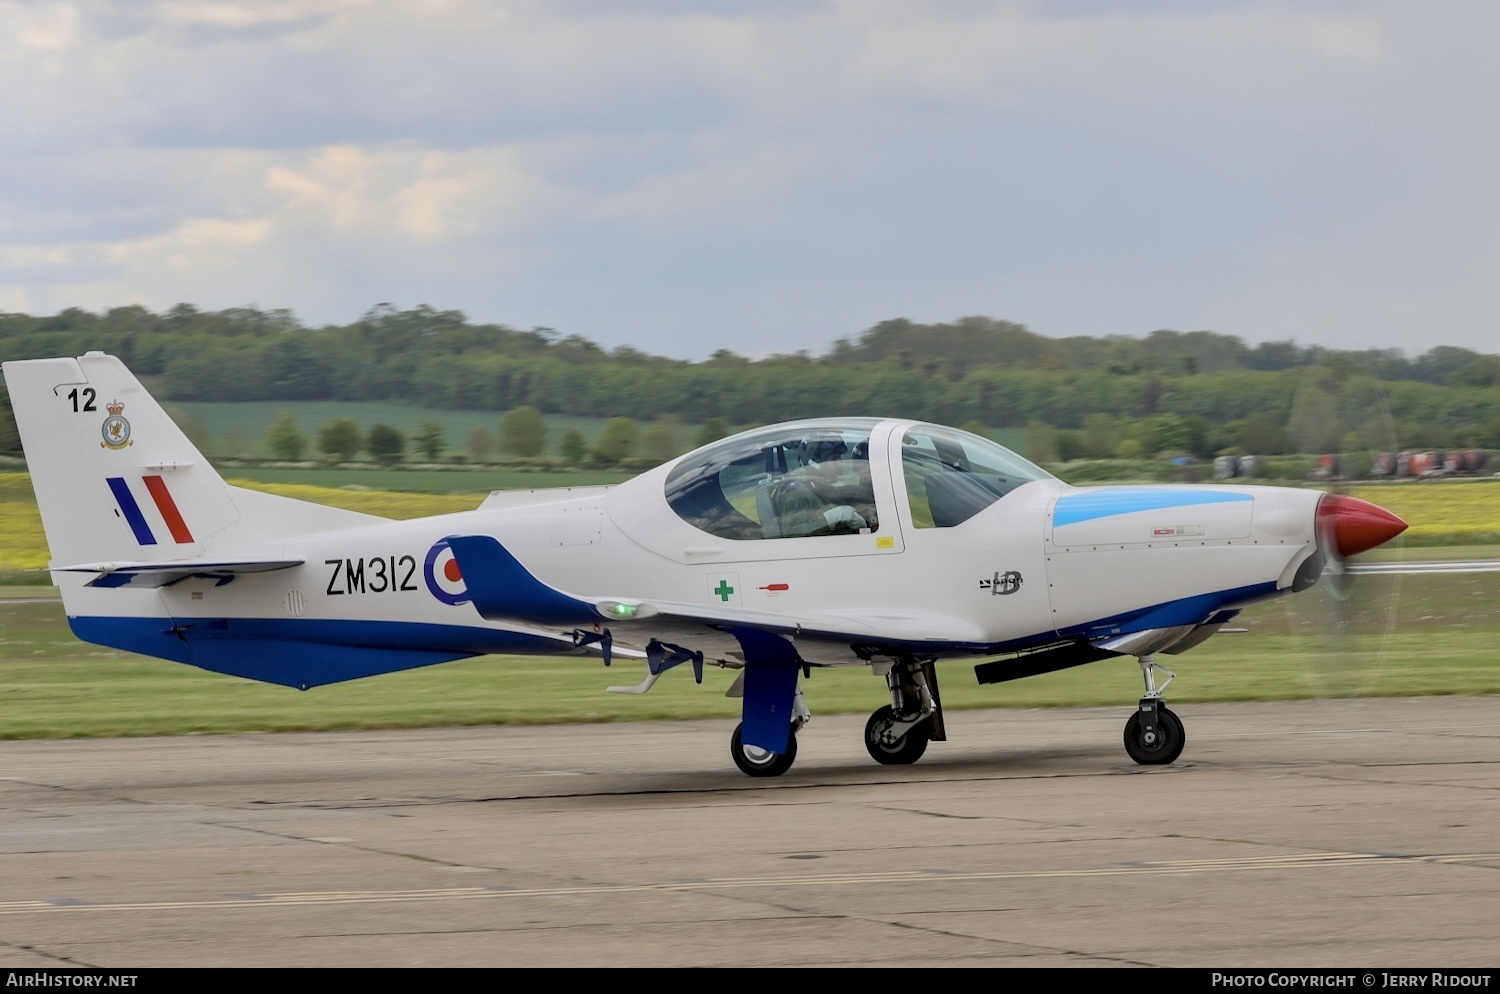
top-left (0, 585), bottom-right (57, 598)
top-left (1, 568), bottom-right (1495, 739)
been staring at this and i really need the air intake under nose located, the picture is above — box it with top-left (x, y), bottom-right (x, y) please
top-left (1316, 493), bottom-right (1408, 558)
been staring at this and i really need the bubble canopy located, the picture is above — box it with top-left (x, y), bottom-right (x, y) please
top-left (664, 419), bottom-right (1052, 540)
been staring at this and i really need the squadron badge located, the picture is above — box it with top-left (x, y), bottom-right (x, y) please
top-left (101, 400), bottom-right (132, 449)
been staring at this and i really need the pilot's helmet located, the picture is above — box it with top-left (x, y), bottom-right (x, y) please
top-left (802, 435), bottom-right (848, 466)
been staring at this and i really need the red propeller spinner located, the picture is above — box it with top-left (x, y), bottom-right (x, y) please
top-left (1316, 493), bottom-right (1408, 558)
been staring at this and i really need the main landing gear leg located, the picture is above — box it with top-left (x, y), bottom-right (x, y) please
top-left (864, 657), bottom-right (942, 766)
top-left (726, 629), bottom-right (805, 778)
top-left (1123, 654), bottom-right (1185, 765)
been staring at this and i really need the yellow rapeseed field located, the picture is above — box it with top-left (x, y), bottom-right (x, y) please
top-left (1347, 481), bottom-right (1500, 544)
top-left (0, 473), bottom-right (46, 570)
top-left (237, 481), bottom-right (481, 520)
top-left (0, 472), bottom-right (1495, 573)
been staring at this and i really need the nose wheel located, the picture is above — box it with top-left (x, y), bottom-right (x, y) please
top-left (1124, 704), bottom-right (1185, 764)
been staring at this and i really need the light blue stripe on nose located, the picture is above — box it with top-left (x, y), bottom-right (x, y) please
top-left (1054, 488), bottom-right (1251, 527)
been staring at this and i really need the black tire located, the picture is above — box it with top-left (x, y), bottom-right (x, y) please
top-left (1123, 706), bottom-right (1186, 765)
top-left (864, 705), bottom-right (930, 766)
top-left (730, 722), bottom-right (797, 777)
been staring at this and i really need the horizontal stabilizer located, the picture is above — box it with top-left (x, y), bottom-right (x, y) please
top-left (56, 557), bottom-right (303, 588)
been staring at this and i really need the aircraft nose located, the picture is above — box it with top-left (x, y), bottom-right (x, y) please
top-left (1316, 493), bottom-right (1408, 557)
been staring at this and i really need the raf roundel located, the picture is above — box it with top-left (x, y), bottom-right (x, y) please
top-left (423, 538), bottom-right (470, 605)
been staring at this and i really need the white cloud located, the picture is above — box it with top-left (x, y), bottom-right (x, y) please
top-left (1298, 14), bottom-right (1384, 63)
top-left (263, 145), bottom-right (526, 243)
top-left (0, 245), bottom-right (75, 268)
top-left (1, 2), bottom-right (80, 51)
top-left (151, 0), bottom-right (370, 29)
top-left (0, 140), bottom-right (561, 322)
top-left (105, 216), bottom-right (273, 268)
top-left (0, 285), bottom-right (34, 313)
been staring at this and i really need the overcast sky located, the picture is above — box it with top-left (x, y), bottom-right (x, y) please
top-left (0, 1), bottom-right (1495, 359)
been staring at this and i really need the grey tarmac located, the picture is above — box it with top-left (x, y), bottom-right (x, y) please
top-left (0, 696), bottom-right (1497, 968)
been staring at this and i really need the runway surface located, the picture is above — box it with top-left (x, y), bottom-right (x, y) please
top-left (1, 697), bottom-right (1497, 968)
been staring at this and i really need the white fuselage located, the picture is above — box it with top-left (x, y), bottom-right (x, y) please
top-left (59, 420), bottom-right (1323, 671)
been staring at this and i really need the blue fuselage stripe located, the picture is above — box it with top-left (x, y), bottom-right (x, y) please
top-left (68, 615), bottom-right (577, 689)
top-left (106, 477), bottom-right (157, 545)
top-left (1054, 488), bottom-right (1251, 527)
top-left (1054, 580), bottom-right (1278, 641)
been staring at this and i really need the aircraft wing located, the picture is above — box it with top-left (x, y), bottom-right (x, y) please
top-left (607, 598), bottom-right (989, 645)
top-left (445, 534), bottom-right (989, 648)
top-left (53, 557), bottom-right (304, 588)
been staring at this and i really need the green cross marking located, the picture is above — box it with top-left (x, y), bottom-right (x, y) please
top-left (713, 580), bottom-right (734, 602)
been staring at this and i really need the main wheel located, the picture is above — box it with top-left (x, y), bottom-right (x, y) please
top-left (730, 722), bottom-right (797, 777)
top-left (864, 705), bottom-right (930, 766)
top-left (1123, 706), bottom-right (1185, 765)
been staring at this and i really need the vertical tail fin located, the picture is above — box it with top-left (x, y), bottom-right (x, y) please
top-left (3, 352), bottom-right (243, 566)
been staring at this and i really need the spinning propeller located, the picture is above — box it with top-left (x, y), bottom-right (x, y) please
top-left (1280, 368), bottom-right (1408, 696)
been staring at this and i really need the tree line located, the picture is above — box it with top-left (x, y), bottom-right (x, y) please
top-left (2, 304), bottom-right (1498, 458)
top-left (258, 408), bottom-right (737, 469)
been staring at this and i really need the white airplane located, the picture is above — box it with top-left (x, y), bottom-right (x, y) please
top-left (4, 352), bottom-right (1410, 776)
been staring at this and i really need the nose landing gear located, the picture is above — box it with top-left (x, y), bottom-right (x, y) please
top-left (1124, 655), bottom-right (1185, 765)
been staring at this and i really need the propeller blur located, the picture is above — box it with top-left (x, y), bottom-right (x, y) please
top-left (3, 353), bottom-right (1416, 776)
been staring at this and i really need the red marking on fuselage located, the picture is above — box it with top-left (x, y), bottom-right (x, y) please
top-left (759, 583), bottom-right (789, 591)
top-left (444, 559), bottom-right (463, 583)
top-left (142, 475), bottom-right (194, 544)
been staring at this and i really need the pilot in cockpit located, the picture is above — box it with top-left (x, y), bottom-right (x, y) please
top-left (772, 435), bottom-right (878, 536)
